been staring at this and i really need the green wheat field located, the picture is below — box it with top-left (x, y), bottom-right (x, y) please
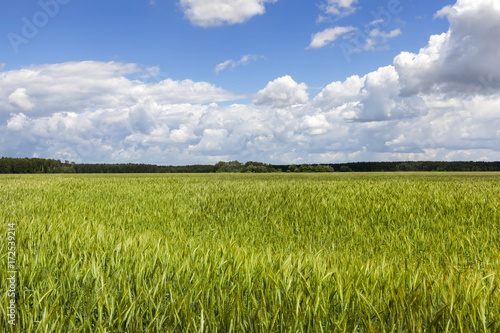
top-left (1, 172), bottom-right (499, 332)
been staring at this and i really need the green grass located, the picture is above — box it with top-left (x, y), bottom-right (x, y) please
top-left (1, 172), bottom-right (499, 332)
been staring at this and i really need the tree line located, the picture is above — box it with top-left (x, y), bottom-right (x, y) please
top-left (273, 161), bottom-right (500, 172)
top-left (1, 157), bottom-right (500, 174)
top-left (0, 157), bottom-right (74, 174)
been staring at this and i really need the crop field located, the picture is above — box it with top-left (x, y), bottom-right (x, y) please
top-left (1, 172), bottom-right (499, 332)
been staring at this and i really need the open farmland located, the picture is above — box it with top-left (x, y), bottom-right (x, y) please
top-left (1, 173), bottom-right (499, 332)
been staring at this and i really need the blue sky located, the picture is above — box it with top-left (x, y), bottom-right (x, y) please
top-left (2, 0), bottom-right (452, 94)
top-left (1, 0), bottom-right (500, 164)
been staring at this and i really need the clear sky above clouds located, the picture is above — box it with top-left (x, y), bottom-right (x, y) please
top-left (1, 0), bottom-right (499, 165)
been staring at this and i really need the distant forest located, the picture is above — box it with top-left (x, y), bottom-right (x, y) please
top-left (1, 157), bottom-right (500, 174)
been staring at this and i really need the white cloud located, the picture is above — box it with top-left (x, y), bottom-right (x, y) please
top-left (8, 88), bottom-right (35, 110)
top-left (1, 0), bottom-right (500, 164)
top-left (0, 64), bottom-right (5, 71)
top-left (179, 0), bottom-right (277, 27)
top-left (363, 39), bottom-right (377, 51)
top-left (6, 112), bottom-right (29, 131)
top-left (314, 65), bottom-right (408, 122)
top-left (364, 28), bottom-right (401, 50)
top-left (313, 75), bottom-right (365, 110)
top-left (188, 128), bottom-right (228, 152)
top-left (214, 60), bottom-right (233, 74)
top-left (128, 100), bottom-right (158, 135)
top-left (215, 55), bottom-right (261, 74)
top-left (370, 28), bottom-right (402, 39)
top-left (323, 0), bottom-right (358, 18)
top-left (309, 26), bottom-right (355, 49)
top-left (253, 75), bottom-right (309, 108)
top-left (395, 0), bottom-right (500, 96)
top-left (0, 61), bottom-right (242, 119)
top-left (170, 124), bottom-right (197, 143)
top-left (301, 114), bottom-right (331, 135)
top-left (368, 19), bottom-right (384, 26)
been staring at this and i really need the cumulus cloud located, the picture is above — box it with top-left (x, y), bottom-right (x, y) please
top-left (215, 55), bottom-right (261, 74)
top-left (6, 112), bottom-right (29, 131)
top-left (253, 75), bottom-right (309, 108)
top-left (309, 26), bottom-right (355, 49)
top-left (1, 0), bottom-right (500, 164)
top-left (0, 61), bottom-right (242, 119)
top-left (179, 0), bottom-right (277, 27)
top-left (395, 0), bottom-right (500, 96)
top-left (188, 128), bottom-right (228, 153)
top-left (313, 65), bottom-right (413, 122)
top-left (128, 100), bottom-right (158, 135)
top-left (8, 88), bottom-right (35, 110)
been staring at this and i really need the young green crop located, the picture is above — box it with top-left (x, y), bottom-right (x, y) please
top-left (0, 172), bottom-right (499, 332)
